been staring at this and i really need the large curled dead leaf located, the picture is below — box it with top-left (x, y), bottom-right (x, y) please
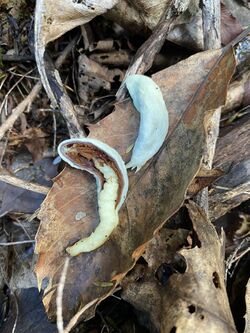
top-left (107, 0), bottom-right (172, 31)
top-left (106, 1), bottom-right (247, 50)
top-left (161, 201), bottom-right (236, 332)
top-left (34, 0), bottom-right (118, 105)
top-left (105, 0), bottom-right (203, 49)
top-left (123, 201), bottom-right (236, 332)
top-left (36, 46), bottom-right (235, 320)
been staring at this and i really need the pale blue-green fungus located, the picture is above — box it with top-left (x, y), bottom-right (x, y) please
top-left (125, 74), bottom-right (169, 172)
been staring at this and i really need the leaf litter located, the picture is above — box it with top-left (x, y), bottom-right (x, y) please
top-left (0, 1), bottom-right (249, 332)
top-left (36, 46), bottom-right (235, 321)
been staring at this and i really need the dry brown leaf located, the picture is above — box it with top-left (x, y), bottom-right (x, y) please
top-left (122, 201), bottom-right (236, 332)
top-left (142, 227), bottom-right (189, 271)
top-left (105, 0), bottom-right (202, 49)
top-left (23, 128), bottom-right (48, 162)
top-left (77, 54), bottom-right (123, 104)
top-left (78, 55), bottom-right (111, 103)
top-left (105, 0), bottom-right (171, 32)
top-left (36, 46), bottom-right (235, 319)
top-left (223, 0), bottom-right (250, 28)
top-left (221, 3), bottom-right (243, 45)
top-left (160, 201), bottom-right (236, 332)
top-left (90, 51), bottom-right (132, 67)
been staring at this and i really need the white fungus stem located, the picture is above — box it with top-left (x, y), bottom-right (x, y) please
top-left (66, 160), bottom-right (120, 256)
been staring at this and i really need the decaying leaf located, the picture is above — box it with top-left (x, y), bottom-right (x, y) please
top-left (78, 55), bottom-right (111, 103)
top-left (160, 201), bottom-right (236, 332)
top-left (122, 201), bottom-right (236, 332)
top-left (106, 0), bottom-right (171, 32)
top-left (22, 128), bottom-right (48, 162)
top-left (223, 0), bottom-right (250, 28)
top-left (36, 46), bottom-right (235, 319)
top-left (90, 51), bottom-right (132, 67)
top-left (221, 3), bottom-right (243, 45)
top-left (78, 54), bottom-right (124, 104)
top-left (106, 1), bottom-right (249, 51)
top-left (122, 201), bottom-right (236, 333)
top-left (34, 0), bottom-right (118, 105)
top-left (142, 226), bottom-right (190, 272)
top-left (105, 0), bottom-right (203, 49)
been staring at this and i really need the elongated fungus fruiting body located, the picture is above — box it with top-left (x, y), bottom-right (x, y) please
top-left (58, 138), bottom-right (128, 255)
top-left (125, 74), bottom-right (169, 172)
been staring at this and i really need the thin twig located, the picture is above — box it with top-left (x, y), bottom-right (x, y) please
top-left (0, 132), bottom-right (10, 165)
top-left (0, 38), bottom-right (79, 140)
top-left (228, 26), bottom-right (250, 48)
top-left (226, 237), bottom-right (250, 271)
top-left (11, 291), bottom-right (19, 333)
top-left (0, 67), bottom-right (36, 114)
top-left (63, 298), bottom-right (99, 333)
top-left (0, 173), bottom-right (50, 194)
top-left (0, 240), bottom-right (35, 246)
top-left (8, 70), bottom-right (39, 81)
top-left (196, 0), bottom-right (221, 215)
top-left (2, 54), bottom-right (35, 62)
top-left (13, 219), bottom-right (32, 239)
top-left (55, 37), bottom-right (78, 69)
top-left (226, 237), bottom-right (250, 279)
top-left (57, 258), bottom-right (70, 333)
top-left (202, 0), bottom-right (221, 50)
top-left (37, 36), bottom-right (85, 138)
top-left (0, 82), bottom-right (42, 140)
top-left (52, 111), bottom-right (57, 156)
